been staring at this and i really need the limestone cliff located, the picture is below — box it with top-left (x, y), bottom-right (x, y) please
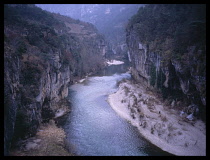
top-left (126, 4), bottom-right (206, 121)
top-left (4, 4), bottom-right (106, 155)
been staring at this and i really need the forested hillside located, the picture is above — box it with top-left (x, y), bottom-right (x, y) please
top-left (126, 4), bottom-right (206, 121)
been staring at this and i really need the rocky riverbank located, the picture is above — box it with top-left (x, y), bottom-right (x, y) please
top-left (9, 98), bottom-right (74, 156)
top-left (108, 79), bottom-right (206, 156)
top-left (10, 119), bottom-right (74, 156)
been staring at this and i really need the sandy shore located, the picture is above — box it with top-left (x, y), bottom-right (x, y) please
top-left (106, 59), bottom-right (124, 66)
top-left (108, 80), bottom-right (206, 156)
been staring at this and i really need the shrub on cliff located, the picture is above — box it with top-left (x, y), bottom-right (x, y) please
top-left (126, 4), bottom-right (206, 121)
top-left (127, 4), bottom-right (206, 65)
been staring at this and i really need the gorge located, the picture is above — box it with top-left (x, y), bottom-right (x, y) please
top-left (4, 4), bottom-right (206, 156)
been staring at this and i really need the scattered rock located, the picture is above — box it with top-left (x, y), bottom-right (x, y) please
top-left (130, 108), bottom-right (135, 113)
top-left (24, 142), bottom-right (38, 151)
top-left (142, 121), bottom-right (147, 128)
top-left (186, 113), bottom-right (194, 121)
top-left (33, 139), bottom-right (41, 143)
top-left (137, 108), bottom-right (141, 113)
top-left (49, 119), bottom-right (56, 126)
top-left (187, 104), bottom-right (198, 115)
top-left (171, 100), bottom-right (175, 108)
top-left (180, 111), bottom-right (186, 117)
top-left (55, 109), bottom-right (65, 118)
top-left (176, 101), bottom-right (181, 107)
top-left (131, 113), bottom-right (135, 119)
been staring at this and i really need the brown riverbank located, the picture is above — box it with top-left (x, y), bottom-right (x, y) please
top-left (10, 119), bottom-right (75, 156)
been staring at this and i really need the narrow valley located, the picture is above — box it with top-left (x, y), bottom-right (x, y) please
top-left (4, 4), bottom-right (206, 156)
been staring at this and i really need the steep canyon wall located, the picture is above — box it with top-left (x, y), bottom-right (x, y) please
top-left (4, 4), bottom-right (106, 155)
top-left (126, 4), bottom-right (206, 121)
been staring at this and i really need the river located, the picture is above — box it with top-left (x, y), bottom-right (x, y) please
top-left (62, 64), bottom-right (173, 156)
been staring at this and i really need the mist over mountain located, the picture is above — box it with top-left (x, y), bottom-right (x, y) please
top-left (36, 4), bottom-right (144, 56)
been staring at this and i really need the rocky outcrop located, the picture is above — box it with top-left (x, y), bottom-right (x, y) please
top-left (4, 4), bottom-right (106, 155)
top-left (126, 4), bottom-right (206, 122)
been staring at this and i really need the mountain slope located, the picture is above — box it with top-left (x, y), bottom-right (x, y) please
top-left (4, 4), bottom-right (106, 155)
top-left (36, 4), bottom-right (144, 58)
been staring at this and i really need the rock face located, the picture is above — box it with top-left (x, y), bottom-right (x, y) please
top-left (126, 4), bottom-right (206, 121)
top-left (4, 4), bottom-right (106, 155)
top-left (36, 4), bottom-right (145, 60)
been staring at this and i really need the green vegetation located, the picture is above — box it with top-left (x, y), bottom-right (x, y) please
top-left (11, 108), bottom-right (31, 143)
top-left (127, 4), bottom-right (206, 65)
top-left (4, 4), bottom-right (105, 78)
top-left (20, 65), bottom-right (42, 86)
top-left (4, 4), bottom-right (59, 27)
top-left (16, 40), bottom-right (27, 56)
top-left (127, 4), bottom-right (206, 105)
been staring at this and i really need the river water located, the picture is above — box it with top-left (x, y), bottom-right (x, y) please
top-left (63, 64), bottom-right (173, 156)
